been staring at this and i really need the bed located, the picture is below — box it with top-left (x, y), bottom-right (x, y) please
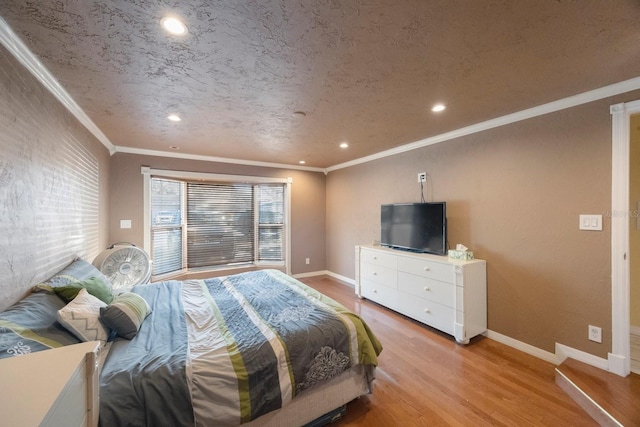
top-left (0, 259), bottom-right (382, 426)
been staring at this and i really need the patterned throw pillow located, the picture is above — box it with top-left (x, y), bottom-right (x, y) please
top-left (56, 288), bottom-right (109, 344)
top-left (100, 292), bottom-right (151, 339)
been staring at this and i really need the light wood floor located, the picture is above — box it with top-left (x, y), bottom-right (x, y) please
top-left (299, 275), bottom-right (596, 427)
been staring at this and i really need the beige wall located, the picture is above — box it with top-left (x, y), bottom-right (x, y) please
top-left (326, 95), bottom-right (640, 358)
top-left (109, 153), bottom-right (326, 276)
top-left (630, 114), bottom-right (640, 328)
top-left (0, 46), bottom-right (111, 310)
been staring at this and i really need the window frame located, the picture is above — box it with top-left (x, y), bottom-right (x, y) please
top-left (142, 167), bottom-right (292, 279)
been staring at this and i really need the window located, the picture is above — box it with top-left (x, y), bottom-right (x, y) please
top-left (144, 168), bottom-right (290, 279)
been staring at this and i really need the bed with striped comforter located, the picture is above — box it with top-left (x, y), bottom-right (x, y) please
top-left (99, 269), bottom-right (382, 426)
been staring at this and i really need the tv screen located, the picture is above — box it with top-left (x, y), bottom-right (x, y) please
top-left (381, 202), bottom-right (447, 255)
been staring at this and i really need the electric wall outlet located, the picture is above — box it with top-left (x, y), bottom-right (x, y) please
top-left (305, 258), bottom-right (310, 265)
top-left (417, 172), bottom-right (427, 183)
top-left (588, 325), bottom-right (602, 343)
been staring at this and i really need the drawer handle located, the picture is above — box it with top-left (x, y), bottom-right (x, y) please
top-left (424, 308), bottom-right (431, 314)
top-left (423, 286), bottom-right (431, 292)
top-left (373, 272), bottom-right (378, 276)
top-left (373, 289), bottom-right (378, 293)
top-left (423, 267), bottom-right (430, 272)
top-left (373, 256), bottom-right (377, 260)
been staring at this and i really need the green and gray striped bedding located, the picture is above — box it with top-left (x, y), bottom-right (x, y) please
top-left (99, 269), bottom-right (382, 426)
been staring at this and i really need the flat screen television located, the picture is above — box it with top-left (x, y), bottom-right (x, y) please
top-left (381, 202), bottom-right (447, 255)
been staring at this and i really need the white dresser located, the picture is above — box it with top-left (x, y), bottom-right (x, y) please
top-left (0, 341), bottom-right (101, 426)
top-left (355, 245), bottom-right (487, 344)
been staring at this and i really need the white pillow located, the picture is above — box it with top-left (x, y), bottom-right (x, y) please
top-left (56, 288), bottom-right (109, 344)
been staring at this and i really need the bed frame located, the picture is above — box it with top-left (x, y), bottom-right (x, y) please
top-left (245, 364), bottom-right (375, 426)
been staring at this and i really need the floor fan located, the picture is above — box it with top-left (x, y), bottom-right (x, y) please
top-left (93, 243), bottom-right (152, 290)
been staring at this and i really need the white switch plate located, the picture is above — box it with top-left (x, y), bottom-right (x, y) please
top-left (579, 214), bottom-right (602, 231)
top-left (120, 219), bottom-right (132, 229)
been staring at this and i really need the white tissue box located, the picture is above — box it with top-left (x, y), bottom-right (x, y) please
top-left (448, 250), bottom-right (474, 261)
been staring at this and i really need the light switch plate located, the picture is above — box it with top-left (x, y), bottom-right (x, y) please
top-left (579, 214), bottom-right (602, 231)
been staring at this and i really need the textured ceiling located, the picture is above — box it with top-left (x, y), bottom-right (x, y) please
top-left (1, 1), bottom-right (639, 168)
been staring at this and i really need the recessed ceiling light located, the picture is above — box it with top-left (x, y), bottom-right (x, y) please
top-left (339, 142), bottom-right (349, 149)
top-left (431, 104), bottom-right (446, 113)
top-left (161, 16), bottom-right (188, 36)
top-left (299, 160), bottom-right (306, 164)
top-left (292, 111), bottom-right (307, 118)
top-left (167, 114), bottom-right (181, 122)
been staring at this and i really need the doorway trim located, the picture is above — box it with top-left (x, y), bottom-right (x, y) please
top-left (610, 100), bottom-right (640, 376)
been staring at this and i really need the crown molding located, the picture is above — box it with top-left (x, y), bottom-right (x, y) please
top-left (0, 18), bottom-right (116, 155)
top-left (326, 76), bottom-right (640, 172)
top-left (115, 146), bottom-right (326, 173)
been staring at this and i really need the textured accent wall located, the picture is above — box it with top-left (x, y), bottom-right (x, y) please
top-left (0, 45), bottom-right (110, 311)
top-left (326, 92), bottom-right (640, 359)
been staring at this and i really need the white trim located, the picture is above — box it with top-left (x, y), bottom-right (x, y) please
top-left (140, 166), bottom-right (291, 184)
top-left (292, 270), bottom-right (330, 279)
top-left (119, 146), bottom-right (325, 173)
top-left (327, 76), bottom-right (640, 172)
top-left (292, 270), bottom-right (356, 287)
top-left (285, 180), bottom-right (292, 276)
top-left (555, 343), bottom-right (609, 371)
top-left (483, 330), bottom-right (558, 364)
top-left (325, 271), bottom-right (356, 286)
top-left (142, 169), bottom-right (151, 253)
top-left (0, 17), bottom-right (116, 155)
top-left (609, 101), bottom-right (640, 377)
top-left (483, 330), bottom-right (615, 373)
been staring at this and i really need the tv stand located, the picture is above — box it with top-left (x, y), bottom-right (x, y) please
top-left (355, 245), bottom-right (486, 344)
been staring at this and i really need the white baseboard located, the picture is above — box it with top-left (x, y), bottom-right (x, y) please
top-left (292, 270), bottom-right (355, 287)
top-left (555, 343), bottom-right (609, 371)
top-left (324, 271), bottom-right (355, 286)
top-left (485, 331), bottom-right (614, 374)
top-left (484, 330), bottom-right (558, 364)
top-left (292, 270), bottom-right (329, 279)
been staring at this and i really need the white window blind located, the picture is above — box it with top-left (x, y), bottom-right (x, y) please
top-left (187, 182), bottom-right (254, 268)
top-left (257, 185), bottom-right (284, 261)
top-left (148, 174), bottom-right (287, 278)
top-left (150, 178), bottom-right (183, 276)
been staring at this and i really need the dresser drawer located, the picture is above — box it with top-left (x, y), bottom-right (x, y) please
top-left (361, 279), bottom-right (398, 310)
top-left (397, 292), bottom-right (455, 335)
top-left (361, 262), bottom-right (397, 288)
top-left (397, 256), bottom-right (454, 284)
top-left (397, 271), bottom-right (455, 309)
top-left (361, 248), bottom-right (397, 269)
